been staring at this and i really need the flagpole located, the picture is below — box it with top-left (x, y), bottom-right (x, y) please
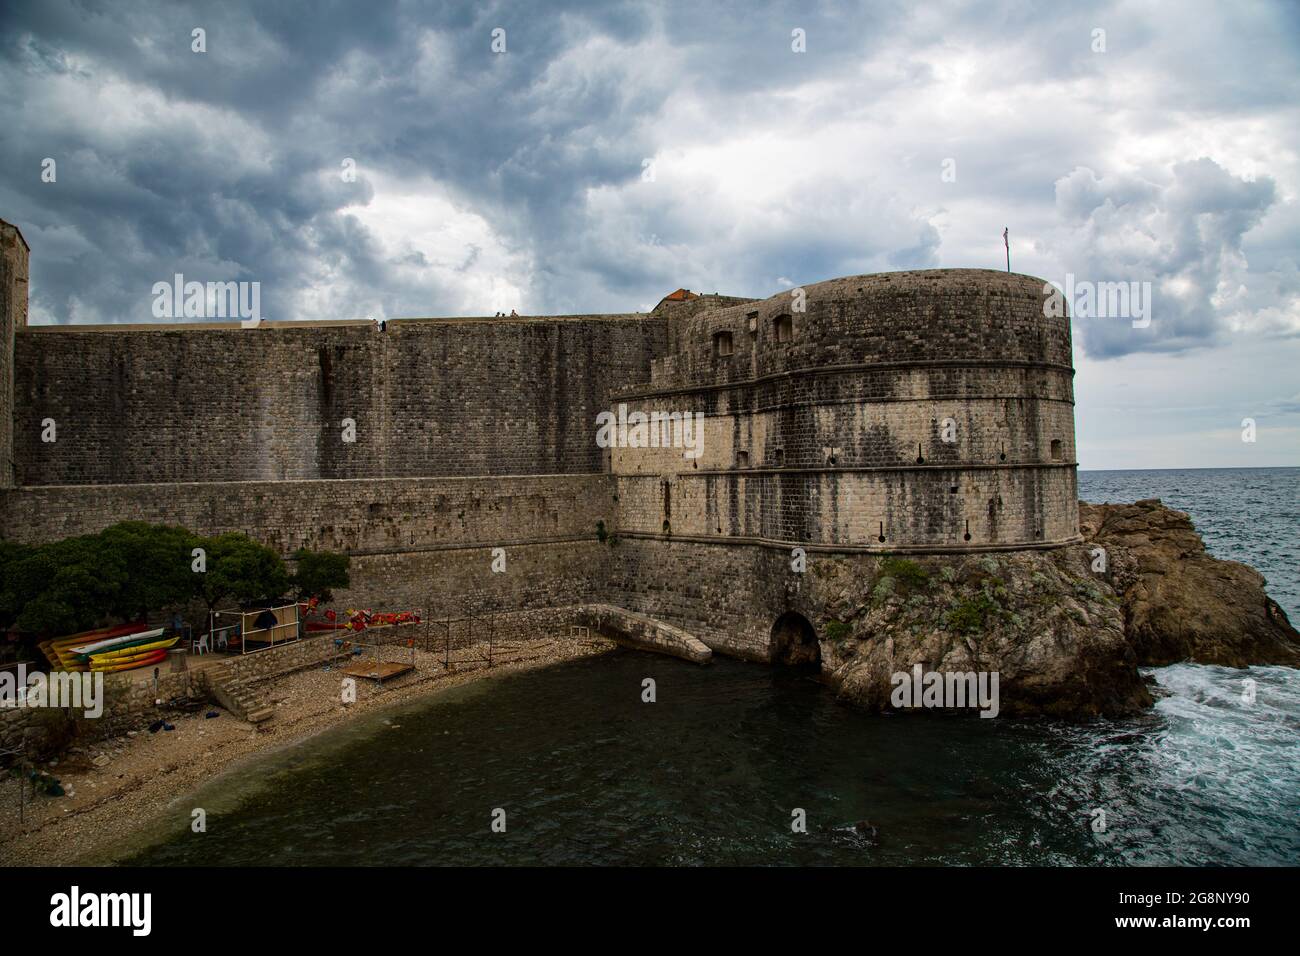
top-left (1003, 227), bottom-right (1010, 273)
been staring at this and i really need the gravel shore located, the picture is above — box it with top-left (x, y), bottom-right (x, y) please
top-left (0, 635), bottom-right (616, 866)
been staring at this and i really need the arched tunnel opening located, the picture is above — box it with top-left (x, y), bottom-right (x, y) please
top-left (770, 611), bottom-right (821, 667)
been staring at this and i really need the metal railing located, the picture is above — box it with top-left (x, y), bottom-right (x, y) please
top-left (311, 609), bottom-right (604, 672)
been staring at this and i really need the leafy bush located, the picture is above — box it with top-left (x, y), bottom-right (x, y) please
top-left (291, 549), bottom-right (351, 602)
top-left (944, 592), bottom-right (1004, 634)
top-left (2, 524), bottom-right (324, 647)
top-left (192, 532), bottom-right (290, 614)
top-left (823, 620), bottom-right (852, 643)
top-left (880, 557), bottom-right (930, 590)
top-left (871, 576), bottom-right (896, 606)
top-left (5, 525), bottom-right (195, 635)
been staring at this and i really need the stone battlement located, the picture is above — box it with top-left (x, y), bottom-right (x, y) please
top-left (0, 217), bottom-right (1078, 662)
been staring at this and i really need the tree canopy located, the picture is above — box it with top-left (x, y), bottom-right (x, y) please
top-left (1, 523), bottom-right (333, 643)
top-left (290, 548), bottom-right (351, 603)
top-left (192, 532), bottom-right (291, 612)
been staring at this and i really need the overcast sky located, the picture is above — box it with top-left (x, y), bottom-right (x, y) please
top-left (2, 0), bottom-right (1297, 469)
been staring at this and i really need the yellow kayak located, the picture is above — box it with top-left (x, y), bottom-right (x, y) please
top-left (90, 649), bottom-right (168, 673)
top-left (89, 636), bottom-right (180, 662)
top-left (41, 624), bottom-right (157, 672)
top-left (41, 626), bottom-right (118, 670)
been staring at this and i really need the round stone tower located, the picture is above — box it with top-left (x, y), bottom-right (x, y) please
top-left (610, 269), bottom-right (1079, 552)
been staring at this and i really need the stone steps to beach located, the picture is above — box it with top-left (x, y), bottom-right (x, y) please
top-left (204, 673), bottom-right (275, 724)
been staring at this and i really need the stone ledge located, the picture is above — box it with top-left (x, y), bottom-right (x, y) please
top-left (614, 357), bottom-right (1077, 400)
top-left (574, 604), bottom-right (712, 664)
top-left (613, 531), bottom-right (1083, 555)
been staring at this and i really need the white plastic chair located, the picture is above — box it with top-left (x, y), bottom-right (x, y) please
top-left (192, 633), bottom-right (210, 655)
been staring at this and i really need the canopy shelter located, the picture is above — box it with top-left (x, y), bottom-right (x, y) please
top-left (209, 600), bottom-right (300, 655)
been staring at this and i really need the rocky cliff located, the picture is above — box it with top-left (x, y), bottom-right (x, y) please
top-left (1079, 498), bottom-right (1299, 668)
top-left (818, 499), bottom-right (1298, 718)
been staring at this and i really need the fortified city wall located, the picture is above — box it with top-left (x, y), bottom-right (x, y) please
top-left (0, 218), bottom-right (1078, 661)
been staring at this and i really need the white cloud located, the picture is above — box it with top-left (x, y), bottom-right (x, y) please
top-left (336, 172), bottom-right (531, 318)
top-left (1049, 160), bottom-right (1286, 357)
top-left (3, 0), bottom-right (1297, 466)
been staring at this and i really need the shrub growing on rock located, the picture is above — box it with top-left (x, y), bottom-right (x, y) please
top-left (880, 557), bottom-right (929, 590)
top-left (823, 620), bottom-right (852, 643)
top-left (944, 591), bottom-right (1004, 634)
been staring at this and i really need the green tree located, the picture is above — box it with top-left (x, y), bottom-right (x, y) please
top-left (12, 534), bottom-right (128, 635)
top-left (290, 549), bottom-right (351, 603)
top-left (1, 526), bottom-right (290, 644)
top-left (0, 540), bottom-right (37, 630)
top-left (99, 522), bottom-right (200, 621)
top-left (192, 532), bottom-right (290, 614)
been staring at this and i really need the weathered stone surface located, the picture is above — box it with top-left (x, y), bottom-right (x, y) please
top-left (6, 269), bottom-right (1078, 555)
top-left (0, 667), bottom-right (195, 758)
top-left (0, 218), bottom-right (28, 490)
top-left (2, 474), bottom-right (615, 556)
top-left (1, 234), bottom-right (1293, 720)
top-left (614, 270), bottom-right (1080, 552)
top-left (575, 604), bottom-right (712, 663)
top-left (1080, 499), bottom-right (1300, 667)
top-left (813, 548), bottom-right (1152, 717)
top-left (11, 317), bottom-right (664, 485)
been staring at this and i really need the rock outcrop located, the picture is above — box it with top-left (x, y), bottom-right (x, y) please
top-left (816, 499), bottom-right (1298, 718)
top-left (816, 547), bottom-right (1153, 717)
top-left (1080, 498), bottom-right (1300, 667)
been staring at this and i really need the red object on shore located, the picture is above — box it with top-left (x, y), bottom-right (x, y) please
top-left (301, 607), bottom-right (421, 633)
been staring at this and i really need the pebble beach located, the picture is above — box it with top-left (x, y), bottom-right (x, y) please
top-left (0, 635), bottom-right (615, 866)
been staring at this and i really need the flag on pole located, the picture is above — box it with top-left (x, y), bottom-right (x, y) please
top-left (1003, 227), bottom-right (1010, 272)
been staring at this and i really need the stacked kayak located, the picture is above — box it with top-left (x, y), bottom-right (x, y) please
top-left (39, 623), bottom-right (147, 672)
top-left (39, 625), bottom-right (178, 673)
top-left (90, 646), bottom-right (173, 672)
top-left (86, 634), bottom-right (179, 672)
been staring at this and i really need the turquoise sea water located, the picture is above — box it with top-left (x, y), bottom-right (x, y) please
top-left (126, 468), bottom-right (1300, 866)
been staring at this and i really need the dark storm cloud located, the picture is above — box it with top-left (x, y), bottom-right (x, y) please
top-left (0, 0), bottom-right (1296, 349)
top-left (1, 0), bottom-right (914, 321)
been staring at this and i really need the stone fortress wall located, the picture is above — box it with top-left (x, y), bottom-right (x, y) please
top-left (14, 316), bottom-right (663, 485)
top-left (611, 270), bottom-right (1078, 552)
top-left (0, 218), bottom-right (1078, 660)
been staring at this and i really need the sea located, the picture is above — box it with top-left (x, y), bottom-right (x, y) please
top-left (126, 467), bottom-right (1300, 866)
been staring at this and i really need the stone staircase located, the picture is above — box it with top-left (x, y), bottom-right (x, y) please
top-left (203, 672), bottom-right (275, 724)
